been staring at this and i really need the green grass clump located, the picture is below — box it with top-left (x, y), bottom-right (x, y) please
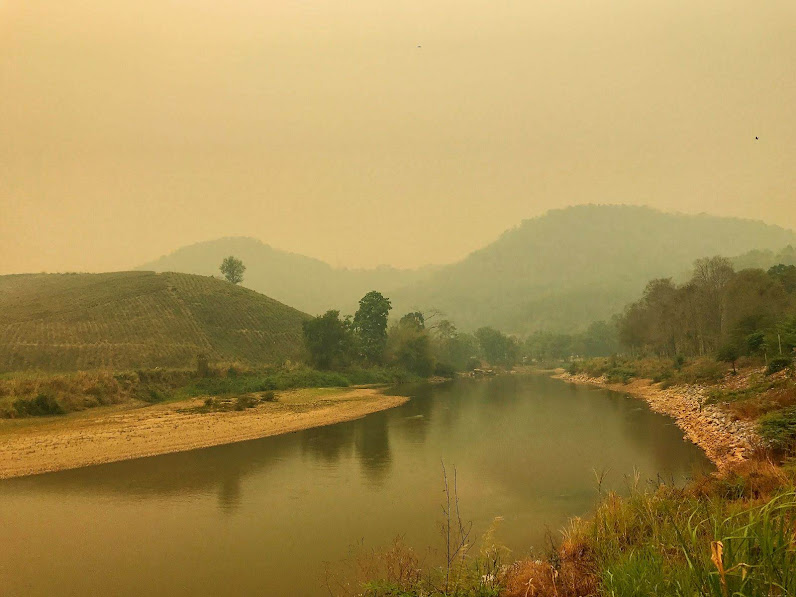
top-left (589, 486), bottom-right (796, 597)
top-left (759, 406), bottom-right (796, 454)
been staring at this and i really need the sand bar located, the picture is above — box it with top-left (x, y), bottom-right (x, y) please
top-left (0, 387), bottom-right (408, 479)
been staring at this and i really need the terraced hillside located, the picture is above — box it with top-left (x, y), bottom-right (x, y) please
top-left (0, 272), bottom-right (309, 372)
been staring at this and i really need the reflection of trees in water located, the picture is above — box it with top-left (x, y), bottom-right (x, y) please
top-left (300, 422), bottom-right (355, 463)
top-left (218, 470), bottom-right (242, 512)
top-left (9, 433), bottom-right (303, 515)
top-left (393, 386), bottom-right (435, 445)
top-left (354, 413), bottom-right (392, 485)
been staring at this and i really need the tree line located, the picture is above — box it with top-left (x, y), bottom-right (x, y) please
top-left (617, 257), bottom-right (796, 361)
top-left (302, 291), bottom-right (523, 376)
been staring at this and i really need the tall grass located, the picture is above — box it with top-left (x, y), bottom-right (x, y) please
top-left (591, 486), bottom-right (796, 596)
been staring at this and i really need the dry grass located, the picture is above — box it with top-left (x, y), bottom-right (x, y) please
top-left (501, 526), bottom-right (598, 597)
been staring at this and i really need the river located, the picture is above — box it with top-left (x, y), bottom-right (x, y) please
top-left (0, 374), bottom-right (711, 596)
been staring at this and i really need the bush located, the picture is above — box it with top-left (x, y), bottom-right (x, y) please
top-left (433, 362), bottom-right (457, 378)
top-left (13, 393), bottom-right (64, 417)
top-left (142, 388), bottom-right (167, 403)
top-left (261, 390), bottom-right (277, 402)
top-left (605, 367), bottom-right (635, 384)
top-left (234, 395), bottom-right (258, 410)
top-left (675, 357), bottom-right (726, 384)
top-left (759, 406), bottom-right (796, 453)
top-left (766, 356), bottom-right (793, 376)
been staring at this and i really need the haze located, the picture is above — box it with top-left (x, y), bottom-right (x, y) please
top-left (2, 0), bottom-right (794, 274)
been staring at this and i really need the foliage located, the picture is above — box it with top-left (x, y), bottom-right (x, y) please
top-left (616, 256), bottom-right (796, 361)
top-left (354, 291), bottom-right (392, 365)
top-left (766, 356), bottom-right (793, 376)
top-left (13, 392), bottom-right (64, 417)
top-left (523, 320), bottom-right (619, 363)
top-left (587, 486), bottom-right (796, 597)
top-left (759, 407), bottom-right (796, 454)
top-left (717, 343), bottom-right (740, 373)
top-left (303, 310), bottom-right (357, 370)
top-left (571, 355), bottom-right (727, 386)
top-left (183, 366), bottom-right (415, 398)
top-left (474, 327), bottom-right (518, 367)
top-left (219, 255), bottom-right (246, 284)
top-left (386, 316), bottom-right (435, 377)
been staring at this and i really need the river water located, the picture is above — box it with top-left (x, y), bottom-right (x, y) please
top-left (0, 375), bottom-right (710, 596)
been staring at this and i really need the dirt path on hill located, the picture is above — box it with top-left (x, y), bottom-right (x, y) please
top-left (0, 388), bottom-right (408, 479)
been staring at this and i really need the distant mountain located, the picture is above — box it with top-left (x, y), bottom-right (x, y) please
top-left (138, 237), bottom-right (436, 316)
top-left (0, 271), bottom-right (308, 372)
top-left (732, 245), bottom-right (796, 271)
top-left (389, 205), bottom-right (796, 334)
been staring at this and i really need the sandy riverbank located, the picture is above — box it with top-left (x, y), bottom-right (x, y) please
top-left (0, 387), bottom-right (408, 479)
top-left (554, 372), bottom-right (760, 471)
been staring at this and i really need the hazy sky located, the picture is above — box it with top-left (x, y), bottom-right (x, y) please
top-left (2, 0), bottom-right (794, 274)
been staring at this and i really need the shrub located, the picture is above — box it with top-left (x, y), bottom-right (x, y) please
top-left (605, 367), bottom-right (635, 384)
top-left (433, 362), bottom-right (457, 378)
top-left (759, 406), bottom-right (796, 453)
top-left (234, 395), bottom-right (258, 410)
top-left (675, 357), bottom-right (726, 384)
top-left (260, 390), bottom-right (276, 402)
top-left (766, 356), bottom-right (793, 376)
top-left (13, 393), bottom-right (64, 417)
top-left (142, 388), bottom-right (167, 403)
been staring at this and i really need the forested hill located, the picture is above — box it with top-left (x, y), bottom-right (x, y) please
top-left (389, 205), bottom-right (796, 334)
top-left (0, 272), bottom-right (308, 372)
top-left (138, 237), bottom-right (437, 315)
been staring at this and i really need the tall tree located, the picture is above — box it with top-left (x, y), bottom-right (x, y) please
top-left (353, 291), bottom-right (392, 364)
top-left (219, 256), bottom-right (246, 285)
top-left (387, 316), bottom-right (434, 376)
top-left (302, 310), bottom-right (355, 370)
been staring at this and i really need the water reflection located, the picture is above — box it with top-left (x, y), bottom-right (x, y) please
top-left (0, 375), bottom-right (712, 597)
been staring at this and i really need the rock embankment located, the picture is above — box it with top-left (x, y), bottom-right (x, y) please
top-left (556, 373), bottom-right (760, 471)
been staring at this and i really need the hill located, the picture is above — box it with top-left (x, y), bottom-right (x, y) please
top-left (389, 205), bottom-right (796, 334)
top-left (0, 271), bottom-right (309, 373)
top-left (732, 245), bottom-right (796, 271)
top-left (138, 237), bottom-right (436, 315)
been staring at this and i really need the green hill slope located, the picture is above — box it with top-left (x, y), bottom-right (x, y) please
top-left (138, 237), bottom-right (437, 315)
top-left (0, 271), bottom-right (308, 373)
top-left (390, 205), bottom-right (796, 334)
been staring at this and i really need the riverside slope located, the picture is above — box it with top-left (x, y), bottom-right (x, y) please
top-left (555, 372), bottom-right (760, 471)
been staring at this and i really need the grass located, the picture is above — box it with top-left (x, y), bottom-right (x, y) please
top-left (569, 356), bottom-right (727, 386)
top-left (351, 463), bottom-right (796, 597)
top-left (0, 271), bottom-right (309, 372)
top-left (0, 365), bottom-right (416, 419)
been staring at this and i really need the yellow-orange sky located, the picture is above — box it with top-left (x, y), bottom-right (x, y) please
top-left (1, 0), bottom-right (794, 273)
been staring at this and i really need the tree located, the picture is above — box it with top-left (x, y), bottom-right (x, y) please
top-left (302, 310), bottom-right (355, 369)
top-left (353, 291), bottom-right (392, 365)
top-left (220, 256), bottom-right (246, 284)
top-left (475, 327), bottom-right (518, 367)
top-left (717, 343), bottom-right (740, 374)
top-left (399, 311), bottom-right (425, 330)
top-left (387, 317), bottom-right (434, 376)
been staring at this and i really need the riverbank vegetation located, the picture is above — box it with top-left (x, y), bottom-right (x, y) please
top-left (347, 256), bottom-right (796, 596)
top-left (302, 290), bottom-right (521, 378)
top-left (343, 456), bottom-right (796, 597)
